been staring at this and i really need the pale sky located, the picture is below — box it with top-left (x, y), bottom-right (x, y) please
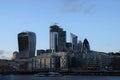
top-left (0, 0), bottom-right (120, 59)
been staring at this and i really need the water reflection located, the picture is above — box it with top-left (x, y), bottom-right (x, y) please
top-left (0, 75), bottom-right (14, 80)
top-left (0, 75), bottom-right (120, 80)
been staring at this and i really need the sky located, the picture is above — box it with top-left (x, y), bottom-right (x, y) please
top-left (0, 0), bottom-right (120, 59)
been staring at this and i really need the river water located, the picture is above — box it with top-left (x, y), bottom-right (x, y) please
top-left (0, 75), bottom-right (120, 80)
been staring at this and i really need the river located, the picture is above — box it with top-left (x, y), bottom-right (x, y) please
top-left (0, 75), bottom-right (120, 80)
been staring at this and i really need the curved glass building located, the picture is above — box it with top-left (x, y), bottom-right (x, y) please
top-left (18, 31), bottom-right (36, 59)
top-left (82, 38), bottom-right (90, 53)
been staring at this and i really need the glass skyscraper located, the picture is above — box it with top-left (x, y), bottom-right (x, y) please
top-left (50, 25), bottom-right (66, 52)
top-left (71, 33), bottom-right (78, 52)
top-left (18, 31), bottom-right (36, 59)
top-left (82, 38), bottom-right (90, 53)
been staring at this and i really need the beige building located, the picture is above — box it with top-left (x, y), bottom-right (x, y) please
top-left (32, 52), bottom-right (72, 71)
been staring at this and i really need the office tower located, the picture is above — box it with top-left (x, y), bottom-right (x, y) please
top-left (78, 40), bottom-right (83, 53)
top-left (82, 38), bottom-right (90, 53)
top-left (50, 24), bottom-right (66, 52)
top-left (18, 31), bottom-right (36, 59)
top-left (66, 42), bottom-right (72, 52)
top-left (71, 33), bottom-right (78, 52)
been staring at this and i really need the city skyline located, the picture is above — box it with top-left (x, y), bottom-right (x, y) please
top-left (0, 0), bottom-right (120, 59)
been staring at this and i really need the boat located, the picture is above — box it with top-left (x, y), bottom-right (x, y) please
top-left (34, 72), bottom-right (62, 77)
top-left (47, 72), bottom-right (62, 77)
top-left (34, 73), bottom-right (46, 77)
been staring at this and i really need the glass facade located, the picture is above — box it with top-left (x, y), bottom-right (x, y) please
top-left (18, 32), bottom-right (36, 59)
top-left (71, 33), bottom-right (78, 52)
top-left (50, 25), bottom-right (66, 52)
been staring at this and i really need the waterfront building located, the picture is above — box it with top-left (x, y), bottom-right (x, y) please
top-left (108, 53), bottom-right (120, 70)
top-left (18, 31), bottom-right (36, 59)
top-left (111, 56), bottom-right (120, 70)
top-left (71, 33), bottom-right (78, 52)
top-left (32, 52), bottom-right (72, 70)
top-left (81, 51), bottom-right (100, 70)
top-left (97, 52), bottom-right (111, 71)
top-left (15, 59), bottom-right (32, 71)
top-left (50, 25), bottom-right (66, 52)
top-left (81, 51), bottom-right (112, 71)
top-left (0, 60), bottom-right (20, 72)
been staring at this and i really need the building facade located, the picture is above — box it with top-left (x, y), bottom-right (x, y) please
top-left (32, 52), bottom-right (70, 70)
top-left (82, 38), bottom-right (90, 53)
top-left (18, 31), bottom-right (36, 59)
top-left (71, 33), bottom-right (78, 52)
top-left (50, 25), bottom-right (66, 52)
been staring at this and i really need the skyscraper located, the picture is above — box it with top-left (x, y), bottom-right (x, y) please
top-left (82, 38), bottom-right (90, 53)
top-left (50, 25), bottom-right (66, 52)
top-left (18, 31), bottom-right (36, 59)
top-left (78, 40), bottom-right (83, 53)
top-left (71, 33), bottom-right (78, 52)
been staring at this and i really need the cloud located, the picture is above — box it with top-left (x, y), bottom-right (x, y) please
top-left (0, 50), bottom-right (11, 60)
top-left (60, 0), bottom-right (95, 14)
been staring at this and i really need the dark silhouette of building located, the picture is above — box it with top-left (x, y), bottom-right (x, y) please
top-left (110, 57), bottom-right (120, 70)
top-left (18, 31), bottom-right (36, 59)
top-left (82, 38), bottom-right (90, 53)
top-left (46, 49), bottom-right (52, 53)
top-left (66, 42), bottom-right (72, 52)
top-left (78, 40), bottom-right (83, 53)
top-left (37, 49), bottom-right (46, 56)
top-left (50, 25), bottom-right (66, 52)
